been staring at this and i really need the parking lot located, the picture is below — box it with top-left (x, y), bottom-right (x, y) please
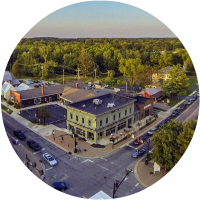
top-left (21, 104), bottom-right (67, 128)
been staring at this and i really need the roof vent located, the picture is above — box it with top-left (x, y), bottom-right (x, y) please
top-left (93, 99), bottom-right (102, 105)
top-left (107, 102), bottom-right (115, 108)
top-left (82, 104), bottom-right (86, 107)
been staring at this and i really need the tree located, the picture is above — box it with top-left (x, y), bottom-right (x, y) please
top-left (162, 64), bottom-right (189, 97)
top-left (36, 106), bottom-right (51, 125)
top-left (78, 49), bottom-right (95, 77)
top-left (153, 120), bottom-right (196, 171)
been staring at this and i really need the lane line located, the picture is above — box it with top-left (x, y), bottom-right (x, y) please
top-left (101, 157), bottom-right (108, 161)
top-left (135, 183), bottom-right (139, 187)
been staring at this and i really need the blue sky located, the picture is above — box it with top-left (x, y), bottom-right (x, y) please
top-left (24, 1), bottom-right (176, 38)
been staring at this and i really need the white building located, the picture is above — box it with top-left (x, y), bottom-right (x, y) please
top-left (1, 82), bottom-right (17, 100)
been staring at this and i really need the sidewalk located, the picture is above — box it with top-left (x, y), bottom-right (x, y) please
top-left (134, 157), bottom-right (167, 188)
top-left (45, 117), bottom-right (162, 158)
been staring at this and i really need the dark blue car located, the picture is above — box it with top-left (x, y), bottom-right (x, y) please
top-left (52, 182), bottom-right (67, 191)
top-left (132, 149), bottom-right (146, 158)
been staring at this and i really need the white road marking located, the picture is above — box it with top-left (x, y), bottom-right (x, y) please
top-left (126, 144), bottom-right (135, 149)
top-left (135, 183), bottom-right (139, 187)
top-left (81, 159), bottom-right (94, 163)
top-left (101, 166), bottom-right (109, 171)
top-left (124, 177), bottom-right (128, 181)
top-left (101, 157), bottom-right (108, 161)
top-left (69, 187), bottom-right (74, 191)
top-left (46, 167), bottom-right (53, 171)
top-left (33, 148), bottom-right (45, 155)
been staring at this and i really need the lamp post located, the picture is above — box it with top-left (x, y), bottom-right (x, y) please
top-left (145, 138), bottom-right (151, 165)
top-left (113, 169), bottom-right (132, 199)
top-left (72, 127), bottom-right (78, 153)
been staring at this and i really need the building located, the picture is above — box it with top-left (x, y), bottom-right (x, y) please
top-left (89, 191), bottom-right (111, 199)
top-left (2, 71), bottom-right (20, 87)
top-left (152, 66), bottom-right (172, 83)
top-left (1, 81), bottom-right (17, 100)
top-left (61, 86), bottom-right (108, 105)
top-left (137, 87), bottom-right (162, 102)
top-left (66, 94), bottom-right (135, 144)
top-left (10, 84), bottom-right (68, 108)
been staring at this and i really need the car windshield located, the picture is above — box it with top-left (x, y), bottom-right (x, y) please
top-left (47, 156), bottom-right (54, 161)
top-left (61, 183), bottom-right (65, 187)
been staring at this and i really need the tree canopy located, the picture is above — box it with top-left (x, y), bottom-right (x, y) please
top-left (36, 106), bottom-right (51, 124)
top-left (153, 120), bottom-right (196, 171)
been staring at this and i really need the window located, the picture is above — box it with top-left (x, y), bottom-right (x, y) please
top-left (57, 94), bottom-right (60, 100)
top-left (106, 126), bottom-right (115, 136)
top-left (119, 112), bottom-right (121, 119)
top-left (76, 116), bottom-right (79, 122)
top-left (88, 120), bottom-right (91, 126)
top-left (113, 115), bottom-right (116, 121)
top-left (70, 113), bottom-right (73, 120)
top-left (34, 98), bottom-right (37, 104)
top-left (82, 118), bottom-right (85, 124)
top-left (130, 107), bottom-right (132, 113)
top-left (117, 121), bottom-right (126, 130)
top-left (76, 128), bottom-right (85, 137)
top-left (100, 120), bottom-right (102, 126)
top-left (38, 98), bottom-right (41, 104)
top-left (106, 118), bottom-right (108, 124)
top-left (125, 110), bottom-right (127, 116)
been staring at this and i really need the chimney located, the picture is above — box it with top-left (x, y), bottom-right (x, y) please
top-left (76, 83), bottom-right (79, 88)
top-left (41, 84), bottom-right (44, 95)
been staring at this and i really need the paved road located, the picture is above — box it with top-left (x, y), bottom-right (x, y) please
top-left (3, 112), bottom-right (144, 198)
top-left (2, 97), bottom-right (199, 198)
top-left (175, 98), bottom-right (199, 122)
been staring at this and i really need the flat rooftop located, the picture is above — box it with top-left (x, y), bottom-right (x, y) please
top-left (68, 93), bottom-right (135, 115)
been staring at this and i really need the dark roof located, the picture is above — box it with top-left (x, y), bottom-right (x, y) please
top-left (17, 84), bottom-right (68, 100)
top-left (117, 84), bottom-right (141, 92)
top-left (68, 93), bottom-right (135, 115)
top-left (3, 71), bottom-right (20, 85)
top-left (134, 96), bottom-right (152, 105)
top-left (65, 80), bottom-right (87, 89)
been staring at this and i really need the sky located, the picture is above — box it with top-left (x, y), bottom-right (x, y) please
top-left (24, 1), bottom-right (176, 38)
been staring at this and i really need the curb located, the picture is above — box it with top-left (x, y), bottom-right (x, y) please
top-left (133, 156), bottom-right (148, 188)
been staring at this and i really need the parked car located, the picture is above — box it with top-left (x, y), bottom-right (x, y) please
top-left (34, 85), bottom-right (39, 88)
top-left (43, 153), bottom-right (57, 166)
top-left (179, 104), bottom-right (187, 110)
top-left (103, 85), bottom-right (109, 88)
top-left (7, 134), bottom-right (19, 145)
top-left (191, 95), bottom-right (198, 101)
top-left (27, 140), bottom-right (41, 151)
top-left (197, 92), bottom-right (199, 97)
top-left (52, 182), bottom-right (67, 191)
top-left (187, 99), bottom-right (194, 105)
top-left (132, 149), bottom-right (146, 158)
top-left (13, 129), bottom-right (26, 140)
top-left (147, 127), bottom-right (157, 136)
top-left (172, 109), bottom-right (180, 117)
top-left (133, 136), bottom-right (146, 145)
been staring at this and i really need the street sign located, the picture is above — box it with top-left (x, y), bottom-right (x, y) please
top-left (154, 162), bottom-right (161, 174)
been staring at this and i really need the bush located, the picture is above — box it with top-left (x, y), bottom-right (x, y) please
top-left (14, 103), bottom-right (21, 109)
top-left (7, 100), bottom-right (14, 105)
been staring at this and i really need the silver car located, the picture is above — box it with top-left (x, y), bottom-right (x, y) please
top-left (43, 153), bottom-right (57, 166)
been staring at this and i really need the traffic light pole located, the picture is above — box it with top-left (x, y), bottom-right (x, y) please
top-left (113, 169), bottom-right (132, 198)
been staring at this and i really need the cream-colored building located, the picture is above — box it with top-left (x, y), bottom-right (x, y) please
top-left (152, 66), bottom-right (172, 83)
top-left (66, 94), bottom-right (135, 144)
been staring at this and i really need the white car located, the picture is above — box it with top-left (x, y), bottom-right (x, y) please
top-left (43, 153), bottom-right (57, 166)
top-left (147, 127), bottom-right (158, 136)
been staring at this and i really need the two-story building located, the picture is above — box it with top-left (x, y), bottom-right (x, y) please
top-left (66, 94), bottom-right (136, 144)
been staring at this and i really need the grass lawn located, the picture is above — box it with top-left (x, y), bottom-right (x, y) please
top-left (1, 104), bottom-right (13, 114)
top-left (188, 76), bottom-right (198, 88)
top-left (164, 98), bottom-right (182, 107)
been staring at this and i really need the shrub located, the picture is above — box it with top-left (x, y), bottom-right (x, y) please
top-left (7, 100), bottom-right (14, 105)
top-left (14, 103), bottom-right (21, 109)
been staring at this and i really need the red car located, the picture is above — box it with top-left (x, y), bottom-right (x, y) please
top-left (133, 136), bottom-right (146, 145)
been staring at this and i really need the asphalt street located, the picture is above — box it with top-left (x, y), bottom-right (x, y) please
top-left (2, 97), bottom-right (199, 198)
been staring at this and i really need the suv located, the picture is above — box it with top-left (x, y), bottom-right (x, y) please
top-left (27, 140), bottom-right (41, 151)
top-left (13, 129), bottom-right (26, 140)
top-left (52, 182), bottom-right (67, 191)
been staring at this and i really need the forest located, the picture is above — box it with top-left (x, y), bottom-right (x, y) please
top-left (7, 38), bottom-right (194, 85)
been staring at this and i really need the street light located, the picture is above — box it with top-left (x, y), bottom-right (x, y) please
top-left (72, 127), bottom-right (78, 153)
top-left (113, 169), bottom-right (132, 198)
top-left (145, 138), bottom-right (151, 165)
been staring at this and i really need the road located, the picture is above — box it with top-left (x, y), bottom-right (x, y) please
top-left (2, 97), bottom-right (199, 198)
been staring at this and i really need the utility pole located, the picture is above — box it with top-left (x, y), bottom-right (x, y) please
top-left (63, 68), bottom-right (65, 84)
top-left (94, 68), bottom-right (97, 80)
top-left (77, 68), bottom-right (80, 80)
top-left (41, 64), bottom-right (44, 80)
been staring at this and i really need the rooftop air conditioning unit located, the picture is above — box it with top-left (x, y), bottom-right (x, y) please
top-left (107, 102), bottom-right (115, 108)
top-left (93, 99), bottom-right (102, 105)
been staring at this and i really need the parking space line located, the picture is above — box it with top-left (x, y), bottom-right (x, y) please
top-left (46, 167), bottom-right (53, 171)
top-left (101, 157), bottom-right (108, 161)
